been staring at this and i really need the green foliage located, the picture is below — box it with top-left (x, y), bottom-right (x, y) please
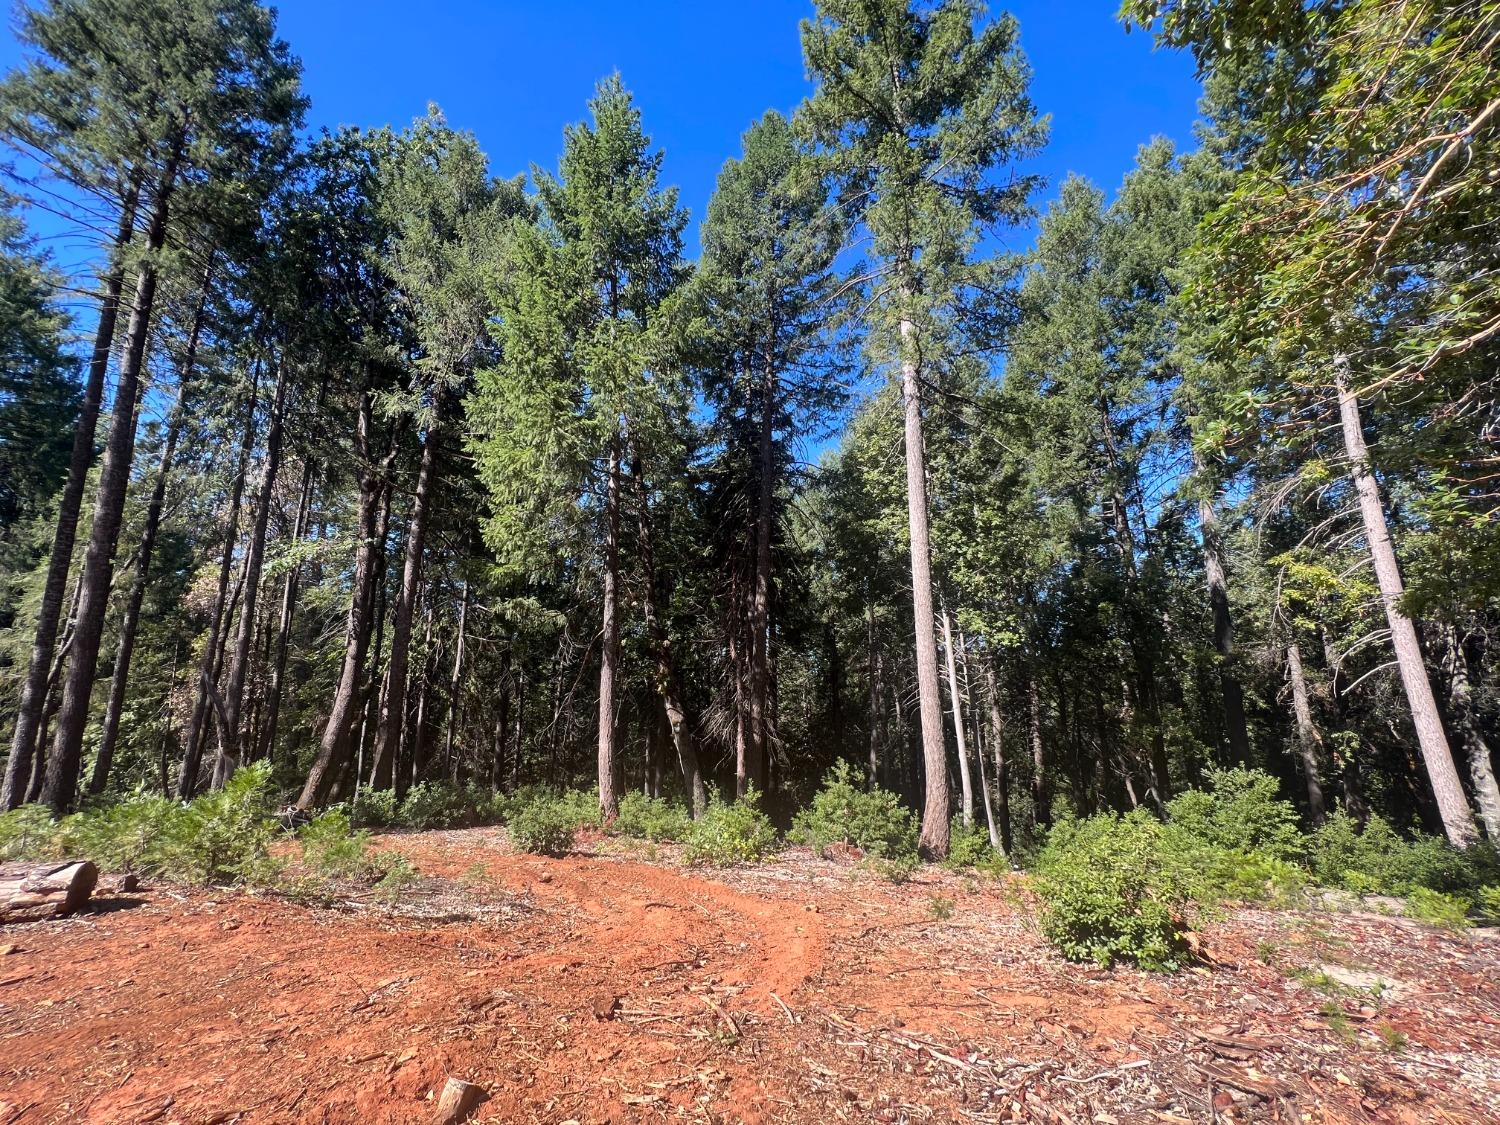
top-left (928, 893), bottom-right (956, 921)
top-left (371, 852), bottom-right (418, 903)
top-left (1035, 810), bottom-right (1201, 970)
top-left (299, 810), bottom-right (377, 880)
top-left (508, 796), bottom-right (579, 857)
top-left (1404, 887), bottom-right (1471, 930)
top-left (0, 803), bottom-right (59, 860)
top-left (683, 790), bottom-right (779, 866)
top-left (397, 781), bottom-right (476, 830)
top-left (1166, 768), bottom-right (1304, 861)
top-left (168, 763), bottom-right (281, 885)
top-left (789, 762), bottom-right (916, 860)
top-left (944, 818), bottom-right (997, 871)
top-left (347, 789), bottom-right (399, 829)
top-left (612, 792), bottom-right (690, 842)
top-left (1309, 811), bottom-right (1498, 896)
top-left (54, 796), bottom-right (187, 874)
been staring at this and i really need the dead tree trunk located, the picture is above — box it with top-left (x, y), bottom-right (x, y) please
top-left (939, 603), bottom-right (974, 830)
top-left (1334, 358), bottom-right (1476, 848)
top-left (0, 861), bottom-right (98, 924)
top-left (597, 437), bottom-right (622, 820)
top-left (1284, 638), bottom-right (1327, 825)
top-left (1199, 487), bottom-right (1251, 764)
top-left (985, 662), bottom-right (1013, 856)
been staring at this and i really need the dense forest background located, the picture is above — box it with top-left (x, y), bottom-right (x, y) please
top-left (0, 0), bottom-right (1495, 861)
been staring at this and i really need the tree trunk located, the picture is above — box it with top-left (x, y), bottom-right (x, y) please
top-left (297, 390), bottom-right (388, 810)
top-left (1028, 673), bottom-right (1050, 828)
top-left (1334, 359), bottom-right (1477, 848)
top-left (2, 180), bottom-right (140, 811)
top-left (747, 361), bottom-right (776, 797)
top-left (42, 160), bottom-right (179, 816)
top-left (597, 438), bottom-right (622, 821)
top-left (1439, 623), bottom-right (1500, 841)
top-left (177, 367), bottom-right (260, 798)
top-left (900, 315), bottom-right (950, 859)
top-left (963, 640), bottom-right (1000, 851)
top-left (866, 599), bottom-right (882, 789)
top-left (939, 603), bottom-right (974, 830)
top-left (260, 463), bottom-right (316, 764)
top-left (628, 457), bottom-right (706, 817)
top-left (369, 401), bottom-right (443, 792)
top-left (1199, 489), bottom-right (1251, 764)
top-left (88, 378), bottom-right (189, 795)
top-left (985, 662), bottom-right (1013, 856)
top-left (442, 581), bottom-right (468, 779)
top-left (1285, 639), bottom-right (1327, 825)
top-left (213, 363), bottom-right (288, 787)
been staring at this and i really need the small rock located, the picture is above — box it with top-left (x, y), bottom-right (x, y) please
top-left (432, 1078), bottom-right (487, 1124)
top-left (0, 944), bottom-right (20, 956)
top-left (591, 994), bottom-right (620, 1021)
top-left (536, 872), bottom-right (554, 884)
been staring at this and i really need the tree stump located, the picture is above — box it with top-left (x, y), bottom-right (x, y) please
top-left (0, 861), bottom-right (98, 923)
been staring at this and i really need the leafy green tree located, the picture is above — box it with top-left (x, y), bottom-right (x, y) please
top-left (798, 0), bottom-right (1045, 858)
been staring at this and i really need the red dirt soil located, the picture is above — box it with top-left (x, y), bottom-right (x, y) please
top-left (2, 827), bottom-right (1498, 1123)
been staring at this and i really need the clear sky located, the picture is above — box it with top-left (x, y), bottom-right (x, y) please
top-left (1, 0), bottom-right (1202, 262)
top-left (263, 0), bottom-right (1201, 250)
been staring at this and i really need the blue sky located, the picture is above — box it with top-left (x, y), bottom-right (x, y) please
top-left (263, 0), bottom-right (1202, 251)
top-left (1, 0), bottom-right (1201, 270)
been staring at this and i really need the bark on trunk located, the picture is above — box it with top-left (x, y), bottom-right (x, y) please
top-left (88, 379), bottom-right (188, 795)
top-left (297, 390), bottom-right (389, 810)
top-left (900, 315), bottom-right (950, 859)
top-left (3, 181), bottom-right (140, 811)
top-left (747, 362), bottom-right (775, 797)
top-left (1334, 359), bottom-right (1477, 848)
top-left (369, 402), bottom-right (443, 792)
top-left (985, 662), bottom-right (1013, 856)
top-left (629, 457), bottom-right (706, 817)
top-left (1439, 624), bottom-right (1500, 841)
top-left (442, 581), bottom-right (468, 779)
top-left (597, 438), bottom-right (622, 821)
top-left (1285, 639), bottom-right (1328, 825)
top-left (212, 364), bottom-right (288, 787)
top-left (259, 463), bottom-right (316, 763)
top-left (1028, 673), bottom-right (1050, 828)
top-left (1199, 490), bottom-right (1251, 764)
top-left (42, 160), bottom-right (178, 816)
top-left (939, 604), bottom-right (974, 830)
top-left (177, 366), bottom-right (260, 798)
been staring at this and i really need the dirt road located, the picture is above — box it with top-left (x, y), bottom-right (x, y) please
top-left (1, 827), bottom-right (1496, 1123)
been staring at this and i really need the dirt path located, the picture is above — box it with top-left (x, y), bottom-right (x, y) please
top-left (1, 828), bottom-right (1498, 1123)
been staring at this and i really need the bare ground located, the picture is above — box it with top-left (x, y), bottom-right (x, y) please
top-left (1, 826), bottom-right (1498, 1124)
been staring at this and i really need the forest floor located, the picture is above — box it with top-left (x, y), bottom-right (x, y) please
top-left (1, 828), bottom-right (1498, 1124)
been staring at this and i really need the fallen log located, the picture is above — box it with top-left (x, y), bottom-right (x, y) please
top-left (0, 860), bottom-right (98, 924)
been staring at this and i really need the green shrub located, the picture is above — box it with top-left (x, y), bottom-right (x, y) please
top-left (1405, 887), bottom-right (1471, 928)
top-left (1166, 768), bottom-right (1304, 861)
top-left (372, 852), bottom-right (417, 902)
top-left (789, 762), bottom-right (916, 860)
top-left (168, 763), bottom-right (281, 885)
top-left (55, 795), bottom-right (188, 873)
top-left (299, 810), bottom-right (378, 880)
top-left (397, 781), bottom-right (474, 830)
top-left (944, 818), bottom-right (996, 870)
top-left (1035, 809), bottom-right (1200, 970)
top-left (555, 786), bottom-right (604, 830)
top-left (1309, 810), bottom-right (1496, 895)
top-left (348, 788), bottom-right (398, 829)
top-left (612, 792), bottom-right (690, 842)
top-left (0, 803), bottom-right (60, 861)
top-left (683, 790), bottom-right (779, 865)
top-left (508, 797), bottom-right (579, 856)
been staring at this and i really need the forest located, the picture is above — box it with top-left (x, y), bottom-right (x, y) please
top-left (1, 0), bottom-right (1498, 863)
top-left (0, 0), bottom-right (1498, 1120)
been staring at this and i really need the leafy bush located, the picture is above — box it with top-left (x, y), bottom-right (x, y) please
top-left (1405, 887), bottom-right (1471, 928)
top-left (1166, 768), bottom-right (1303, 861)
top-left (1034, 809), bottom-right (1201, 970)
top-left (789, 762), bottom-right (916, 860)
top-left (612, 792), bottom-right (690, 842)
top-left (0, 803), bottom-right (61, 861)
top-left (348, 788), bottom-right (398, 829)
top-left (397, 781), bottom-right (475, 830)
top-left (55, 795), bottom-right (189, 873)
top-left (167, 763), bottom-right (281, 884)
top-left (299, 810), bottom-right (378, 879)
top-left (683, 790), bottom-right (779, 865)
top-left (1309, 810), bottom-right (1497, 895)
top-left (944, 818), bottom-right (996, 870)
top-left (509, 797), bottom-right (579, 856)
top-left (372, 852), bottom-right (418, 902)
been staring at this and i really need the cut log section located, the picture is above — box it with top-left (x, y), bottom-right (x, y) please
top-left (0, 860), bottom-right (98, 924)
